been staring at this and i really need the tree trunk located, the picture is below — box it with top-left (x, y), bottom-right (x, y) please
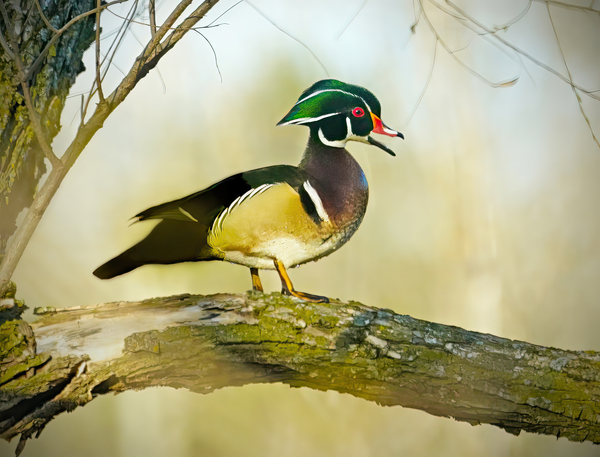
top-left (1, 291), bottom-right (599, 455)
top-left (0, 0), bottom-right (95, 262)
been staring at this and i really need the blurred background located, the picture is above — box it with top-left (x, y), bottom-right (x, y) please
top-left (2, 0), bottom-right (600, 455)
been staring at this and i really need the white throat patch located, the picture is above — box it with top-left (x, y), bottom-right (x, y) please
top-left (318, 128), bottom-right (347, 148)
top-left (303, 181), bottom-right (330, 223)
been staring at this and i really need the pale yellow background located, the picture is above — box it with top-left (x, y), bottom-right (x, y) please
top-left (2, 0), bottom-right (600, 455)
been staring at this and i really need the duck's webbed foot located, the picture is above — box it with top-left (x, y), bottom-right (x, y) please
top-left (273, 260), bottom-right (329, 303)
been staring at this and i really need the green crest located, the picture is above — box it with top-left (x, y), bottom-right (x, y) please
top-left (277, 79), bottom-right (381, 126)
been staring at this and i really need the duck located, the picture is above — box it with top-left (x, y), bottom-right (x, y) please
top-left (93, 79), bottom-right (403, 303)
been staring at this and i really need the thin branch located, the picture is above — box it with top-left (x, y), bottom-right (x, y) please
top-left (80, 94), bottom-right (84, 126)
top-left (491, 0), bottom-right (532, 32)
top-left (0, 15), bottom-right (15, 59)
top-left (429, 0), bottom-right (525, 83)
top-left (533, 0), bottom-right (600, 14)
top-left (243, 0), bottom-right (329, 77)
top-left (335, 0), bottom-right (370, 41)
top-left (95, 0), bottom-right (104, 101)
top-left (82, 0), bottom-right (139, 124)
top-left (419, 0), bottom-right (518, 88)
top-left (33, 0), bottom-right (58, 33)
top-left (99, 0), bottom-right (138, 74)
top-left (129, 28), bottom-right (165, 90)
top-left (149, 0), bottom-right (157, 36)
top-left (105, 4), bottom-right (230, 33)
top-left (206, 0), bottom-right (242, 26)
top-left (410, 0), bottom-right (422, 34)
top-left (407, 35), bottom-right (437, 124)
top-left (443, 0), bottom-right (600, 101)
top-left (193, 29), bottom-right (222, 82)
top-left (0, 0), bottom-right (21, 65)
top-left (547, 4), bottom-right (599, 147)
top-left (19, 82), bottom-right (62, 167)
top-left (148, 0), bottom-right (195, 49)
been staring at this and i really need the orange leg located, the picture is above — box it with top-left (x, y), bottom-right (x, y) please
top-left (250, 268), bottom-right (264, 292)
top-left (273, 260), bottom-right (329, 303)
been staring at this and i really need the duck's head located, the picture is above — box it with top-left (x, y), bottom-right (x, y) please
top-left (277, 79), bottom-right (403, 156)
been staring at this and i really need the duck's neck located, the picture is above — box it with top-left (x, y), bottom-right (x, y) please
top-left (298, 134), bottom-right (369, 228)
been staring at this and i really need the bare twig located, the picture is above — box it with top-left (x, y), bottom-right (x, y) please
top-left (193, 29), bottom-right (222, 81)
top-left (82, 0), bottom-right (139, 124)
top-left (129, 28), bottom-right (165, 90)
top-left (0, 1), bottom-right (22, 68)
top-left (429, 0), bottom-right (524, 80)
top-left (444, 0), bottom-right (600, 101)
top-left (33, 0), bottom-right (59, 33)
top-left (206, 0), bottom-right (241, 26)
top-left (410, 0), bottom-right (422, 34)
top-left (95, 0), bottom-right (105, 101)
top-left (0, 14), bottom-right (15, 59)
top-left (243, 0), bottom-right (329, 77)
top-left (335, 0), bottom-right (370, 40)
top-left (99, 0), bottom-right (139, 77)
top-left (80, 94), bottom-right (84, 125)
top-left (418, 0), bottom-right (519, 88)
top-left (106, 6), bottom-right (228, 31)
top-left (489, 0), bottom-right (532, 32)
top-left (407, 35), bottom-right (437, 124)
top-left (149, 0), bottom-right (156, 36)
top-left (20, 82), bottom-right (62, 167)
top-left (547, 4), bottom-right (599, 147)
top-left (533, 0), bottom-right (600, 14)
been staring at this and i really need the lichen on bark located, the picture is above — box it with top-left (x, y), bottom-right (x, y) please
top-left (1, 291), bottom-right (599, 455)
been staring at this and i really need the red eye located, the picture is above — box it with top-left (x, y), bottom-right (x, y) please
top-left (352, 107), bottom-right (365, 117)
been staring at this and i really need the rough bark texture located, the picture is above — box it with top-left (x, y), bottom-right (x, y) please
top-left (1, 291), bottom-right (599, 454)
top-left (0, 0), bottom-right (96, 261)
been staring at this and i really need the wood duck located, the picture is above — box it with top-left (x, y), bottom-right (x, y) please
top-left (94, 79), bottom-right (403, 303)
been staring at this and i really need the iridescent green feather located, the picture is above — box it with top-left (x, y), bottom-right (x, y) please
top-left (277, 79), bottom-right (382, 125)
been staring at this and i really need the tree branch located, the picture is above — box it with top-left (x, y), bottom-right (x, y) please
top-left (0, 0), bottom-right (221, 297)
top-left (1, 292), bottom-right (599, 454)
top-left (94, 0), bottom-right (104, 102)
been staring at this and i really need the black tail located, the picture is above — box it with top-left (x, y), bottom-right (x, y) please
top-left (93, 252), bottom-right (144, 279)
top-left (93, 220), bottom-right (212, 279)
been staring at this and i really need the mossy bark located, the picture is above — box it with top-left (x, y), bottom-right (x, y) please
top-left (1, 292), bottom-right (599, 454)
top-left (0, 0), bottom-right (95, 262)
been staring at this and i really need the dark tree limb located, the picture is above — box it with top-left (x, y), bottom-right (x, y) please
top-left (1, 292), bottom-right (599, 454)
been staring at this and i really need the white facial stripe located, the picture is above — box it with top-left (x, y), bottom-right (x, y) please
top-left (297, 89), bottom-right (372, 115)
top-left (345, 116), bottom-right (353, 138)
top-left (303, 181), bottom-right (330, 223)
top-left (295, 89), bottom-right (362, 106)
top-left (178, 207), bottom-right (198, 222)
top-left (318, 128), bottom-right (346, 148)
top-left (279, 112), bottom-right (341, 126)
